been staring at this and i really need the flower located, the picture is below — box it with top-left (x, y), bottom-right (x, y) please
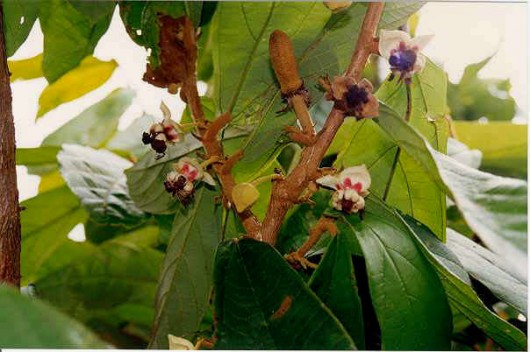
top-left (142, 102), bottom-right (181, 156)
top-left (321, 76), bottom-right (379, 119)
top-left (164, 157), bottom-right (216, 205)
top-left (316, 165), bottom-right (371, 214)
top-left (378, 30), bottom-right (433, 82)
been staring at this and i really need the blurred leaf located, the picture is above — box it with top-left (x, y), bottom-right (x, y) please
top-left (309, 233), bottom-right (365, 349)
top-left (37, 56), bottom-right (118, 117)
top-left (453, 121), bottom-right (527, 178)
top-left (401, 214), bottom-right (527, 351)
top-left (40, 0), bottom-right (114, 82)
top-left (8, 54), bottom-right (43, 81)
top-left (38, 170), bottom-right (65, 192)
top-left (2, 0), bottom-right (38, 57)
top-left (213, 238), bottom-right (356, 349)
top-left (448, 56), bottom-right (516, 121)
top-left (107, 114), bottom-right (157, 159)
top-left (0, 285), bottom-right (106, 348)
top-left (58, 145), bottom-right (147, 227)
top-left (126, 127), bottom-right (250, 214)
top-left (16, 146), bottom-right (59, 170)
top-left (213, 2), bottom-right (423, 184)
top-left (20, 186), bottom-right (86, 285)
top-left (342, 197), bottom-right (452, 350)
top-left (43, 88), bottom-right (134, 147)
top-left (150, 187), bottom-right (222, 348)
top-left (35, 237), bottom-right (162, 341)
top-left (446, 229), bottom-right (527, 315)
top-left (447, 137), bottom-right (482, 170)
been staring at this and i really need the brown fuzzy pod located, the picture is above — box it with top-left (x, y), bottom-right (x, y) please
top-left (269, 30), bottom-right (303, 95)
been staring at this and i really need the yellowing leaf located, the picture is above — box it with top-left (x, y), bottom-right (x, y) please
top-left (38, 170), bottom-right (65, 193)
top-left (37, 56), bottom-right (117, 118)
top-left (231, 183), bottom-right (260, 213)
top-left (8, 54), bottom-right (43, 81)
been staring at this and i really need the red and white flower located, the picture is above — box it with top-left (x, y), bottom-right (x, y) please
top-left (164, 157), bottom-right (216, 205)
top-left (316, 165), bottom-right (371, 214)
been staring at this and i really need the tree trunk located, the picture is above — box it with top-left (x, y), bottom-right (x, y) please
top-left (0, 3), bottom-right (21, 287)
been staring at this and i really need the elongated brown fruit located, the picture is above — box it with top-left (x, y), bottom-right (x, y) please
top-left (269, 30), bottom-right (303, 94)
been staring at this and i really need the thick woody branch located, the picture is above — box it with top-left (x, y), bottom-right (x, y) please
top-left (262, 2), bottom-right (384, 245)
top-left (0, 4), bottom-right (21, 287)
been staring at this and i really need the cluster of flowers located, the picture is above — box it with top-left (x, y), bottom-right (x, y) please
top-left (143, 29), bottom-right (431, 214)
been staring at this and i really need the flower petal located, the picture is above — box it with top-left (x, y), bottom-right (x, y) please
top-left (202, 172), bottom-right (216, 186)
top-left (160, 101), bottom-right (172, 122)
top-left (316, 175), bottom-right (340, 190)
top-left (410, 34), bottom-right (434, 51)
top-left (339, 164), bottom-right (371, 191)
top-left (413, 53), bottom-right (427, 73)
top-left (378, 30), bottom-right (411, 59)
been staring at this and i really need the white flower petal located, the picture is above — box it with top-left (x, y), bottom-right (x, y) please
top-left (316, 175), bottom-right (340, 190)
top-left (410, 34), bottom-right (434, 51)
top-left (339, 164), bottom-right (371, 191)
top-left (378, 30), bottom-right (411, 59)
top-left (202, 172), bottom-right (216, 186)
top-left (160, 101), bottom-right (172, 122)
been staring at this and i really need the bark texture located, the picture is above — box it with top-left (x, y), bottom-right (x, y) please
top-left (0, 3), bottom-right (21, 287)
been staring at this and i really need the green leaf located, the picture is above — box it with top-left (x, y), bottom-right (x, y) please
top-left (214, 237), bottom-right (356, 349)
top-left (58, 145), bottom-right (147, 227)
top-left (309, 233), bottom-right (365, 349)
top-left (20, 186), bottom-right (87, 285)
top-left (2, 0), bottom-right (38, 57)
top-left (16, 146), bottom-right (60, 172)
top-left (40, 0), bottom-right (114, 82)
top-left (37, 56), bottom-right (118, 118)
top-left (150, 186), bottom-right (222, 348)
top-left (375, 59), bottom-right (449, 240)
top-left (0, 285), bottom-right (106, 348)
top-left (375, 104), bottom-right (527, 269)
top-left (453, 121), bottom-right (527, 178)
top-left (341, 198), bottom-right (452, 350)
top-left (400, 214), bottom-right (527, 351)
top-left (8, 54), bottom-right (43, 81)
top-left (118, 1), bottom-right (186, 68)
top-left (43, 88), bottom-right (134, 147)
top-left (448, 56), bottom-right (516, 121)
top-left (35, 237), bottom-right (162, 339)
top-left (213, 2), bottom-right (423, 182)
top-left (446, 228), bottom-right (527, 315)
top-left (126, 128), bottom-right (250, 214)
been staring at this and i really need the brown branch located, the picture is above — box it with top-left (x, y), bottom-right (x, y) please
top-left (297, 217), bottom-right (338, 257)
top-left (261, 2), bottom-right (384, 245)
top-left (179, 19), bottom-right (261, 237)
top-left (0, 4), bottom-right (21, 287)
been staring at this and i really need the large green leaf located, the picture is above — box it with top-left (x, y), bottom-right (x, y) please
top-left (43, 88), bottom-right (134, 148)
top-left (453, 121), bottom-right (527, 178)
top-left (150, 186), bottom-right (222, 348)
top-left (0, 285), bottom-right (106, 348)
top-left (309, 233), bottom-right (365, 349)
top-left (213, 2), bottom-right (423, 182)
top-left (58, 145), bottom-right (147, 227)
top-left (126, 127), bottom-right (250, 214)
top-left (446, 228), bottom-right (527, 314)
top-left (35, 235), bottom-right (162, 341)
top-left (2, 0), bottom-right (38, 57)
top-left (20, 186), bottom-right (87, 285)
top-left (341, 198), bottom-right (452, 350)
top-left (400, 214), bottom-right (527, 351)
top-left (375, 59), bottom-right (449, 240)
top-left (214, 237), bottom-right (356, 349)
top-left (16, 146), bottom-right (60, 173)
top-left (373, 104), bottom-right (527, 270)
top-left (39, 0), bottom-right (114, 82)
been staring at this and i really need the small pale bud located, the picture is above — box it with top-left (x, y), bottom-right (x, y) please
top-left (168, 334), bottom-right (194, 350)
top-left (324, 1), bottom-right (352, 13)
